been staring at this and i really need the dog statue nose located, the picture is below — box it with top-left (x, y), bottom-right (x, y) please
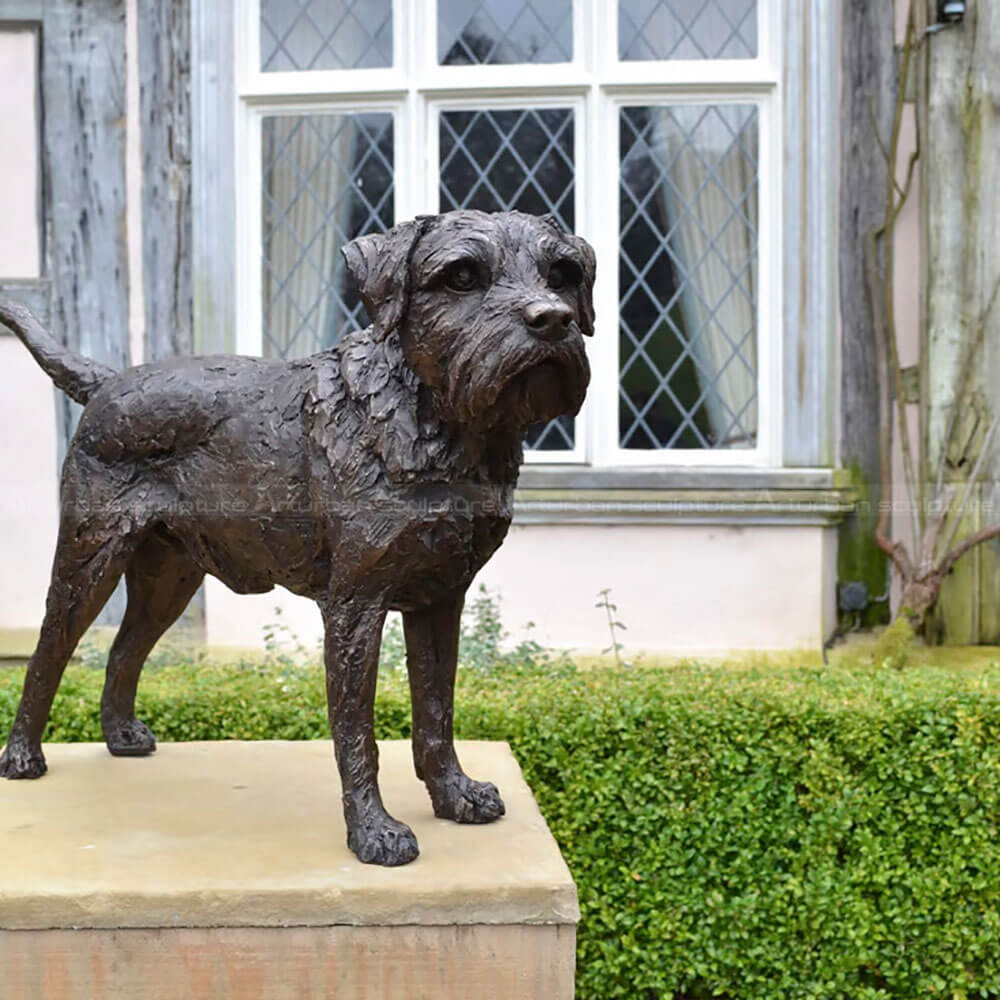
top-left (523, 299), bottom-right (573, 341)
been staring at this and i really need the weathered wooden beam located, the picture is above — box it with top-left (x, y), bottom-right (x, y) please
top-left (191, 0), bottom-right (236, 356)
top-left (138, 0), bottom-right (192, 360)
top-left (42, 0), bottom-right (131, 434)
top-left (837, 0), bottom-right (897, 626)
top-left (923, 1), bottom-right (1000, 642)
top-left (782, 0), bottom-right (838, 468)
top-left (41, 0), bottom-right (130, 623)
top-left (137, 0), bottom-right (204, 637)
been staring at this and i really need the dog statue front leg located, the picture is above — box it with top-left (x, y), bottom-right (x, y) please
top-left (403, 592), bottom-right (505, 824)
top-left (321, 593), bottom-right (419, 866)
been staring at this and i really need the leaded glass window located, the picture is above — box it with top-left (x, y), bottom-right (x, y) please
top-left (619, 105), bottom-right (758, 449)
top-left (440, 108), bottom-right (574, 228)
top-left (438, 0), bottom-right (573, 65)
top-left (260, 0), bottom-right (393, 72)
top-left (261, 113), bottom-right (393, 358)
top-left (619, 0), bottom-right (757, 61)
top-left (237, 0), bottom-right (778, 465)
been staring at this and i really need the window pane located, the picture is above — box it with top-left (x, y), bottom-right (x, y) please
top-left (439, 0), bottom-right (572, 65)
top-left (440, 107), bottom-right (576, 451)
top-left (0, 29), bottom-right (40, 278)
top-left (619, 0), bottom-right (756, 60)
top-left (619, 105), bottom-right (758, 450)
top-left (440, 108), bottom-right (574, 226)
top-left (261, 113), bottom-right (393, 359)
top-left (260, 0), bottom-right (392, 72)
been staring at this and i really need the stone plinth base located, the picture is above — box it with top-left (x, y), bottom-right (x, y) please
top-left (0, 740), bottom-right (578, 999)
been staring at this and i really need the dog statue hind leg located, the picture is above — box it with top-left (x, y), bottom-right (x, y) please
top-left (0, 514), bottom-right (139, 778)
top-left (0, 298), bottom-right (146, 777)
top-left (101, 531), bottom-right (205, 757)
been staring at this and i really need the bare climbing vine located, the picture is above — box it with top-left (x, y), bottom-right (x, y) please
top-left (867, 1), bottom-right (1000, 650)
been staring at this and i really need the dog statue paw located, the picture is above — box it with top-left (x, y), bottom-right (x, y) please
top-left (0, 739), bottom-right (47, 780)
top-left (347, 814), bottom-right (421, 868)
top-left (104, 717), bottom-right (157, 757)
top-left (428, 773), bottom-right (506, 824)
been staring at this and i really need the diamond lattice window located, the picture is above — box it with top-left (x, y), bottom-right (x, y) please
top-left (440, 107), bottom-right (576, 450)
top-left (438, 0), bottom-right (572, 65)
top-left (260, 0), bottom-right (393, 72)
top-left (619, 104), bottom-right (758, 450)
top-left (239, 0), bottom-right (779, 464)
top-left (261, 112), bottom-right (394, 359)
top-left (619, 0), bottom-right (756, 60)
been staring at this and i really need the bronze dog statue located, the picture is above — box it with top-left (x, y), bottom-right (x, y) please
top-left (0, 210), bottom-right (593, 866)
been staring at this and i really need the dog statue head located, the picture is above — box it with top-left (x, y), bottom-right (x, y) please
top-left (342, 210), bottom-right (593, 431)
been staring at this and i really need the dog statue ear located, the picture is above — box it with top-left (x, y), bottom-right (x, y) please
top-left (566, 234), bottom-right (596, 337)
top-left (342, 218), bottom-right (428, 341)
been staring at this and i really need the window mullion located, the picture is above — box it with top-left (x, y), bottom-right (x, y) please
top-left (758, 87), bottom-right (782, 465)
top-left (396, 0), bottom-right (419, 221)
top-left (393, 0), bottom-right (408, 77)
top-left (574, 0), bottom-right (590, 74)
top-left (421, 96), bottom-right (439, 215)
top-left (235, 105), bottom-right (263, 357)
top-left (589, 87), bottom-right (622, 468)
top-left (238, 0), bottom-right (260, 95)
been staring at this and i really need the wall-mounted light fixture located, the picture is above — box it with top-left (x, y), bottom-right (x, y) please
top-left (938, 0), bottom-right (966, 23)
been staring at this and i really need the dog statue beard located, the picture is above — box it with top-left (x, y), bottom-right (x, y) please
top-left (432, 312), bottom-right (591, 433)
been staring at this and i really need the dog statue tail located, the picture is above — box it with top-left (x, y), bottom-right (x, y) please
top-left (0, 295), bottom-right (116, 405)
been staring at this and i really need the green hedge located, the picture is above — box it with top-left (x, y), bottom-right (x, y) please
top-left (4, 659), bottom-right (1000, 999)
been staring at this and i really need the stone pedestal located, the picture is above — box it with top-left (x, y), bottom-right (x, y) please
top-left (0, 740), bottom-right (578, 999)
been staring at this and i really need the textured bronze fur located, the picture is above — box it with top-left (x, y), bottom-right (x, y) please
top-left (0, 210), bottom-right (594, 866)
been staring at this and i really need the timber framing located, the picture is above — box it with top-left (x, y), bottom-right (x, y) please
top-left (0, 0), bottom-right (202, 631)
top-left (922, 1), bottom-right (1000, 642)
top-left (140, 0), bottom-right (194, 360)
top-left (781, 0), bottom-right (838, 468)
top-left (836, 0), bottom-right (897, 625)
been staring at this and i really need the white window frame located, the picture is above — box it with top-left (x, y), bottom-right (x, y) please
top-left (231, 0), bottom-right (784, 469)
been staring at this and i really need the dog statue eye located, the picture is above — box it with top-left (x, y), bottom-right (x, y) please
top-left (547, 260), bottom-right (582, 292)
top-left (443, 260), bottom-right (481, 293)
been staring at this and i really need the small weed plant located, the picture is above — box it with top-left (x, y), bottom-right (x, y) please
top-left (596, 587), bottom-right (631, 668)
top-left (378, 585), bottom-right (549, 674)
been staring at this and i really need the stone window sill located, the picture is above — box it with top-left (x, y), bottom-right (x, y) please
top-left (514, 467), bottom-right (855, 526)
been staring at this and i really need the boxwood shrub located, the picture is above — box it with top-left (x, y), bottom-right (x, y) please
top-left (4, 658), bottom-right (1000, 999)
